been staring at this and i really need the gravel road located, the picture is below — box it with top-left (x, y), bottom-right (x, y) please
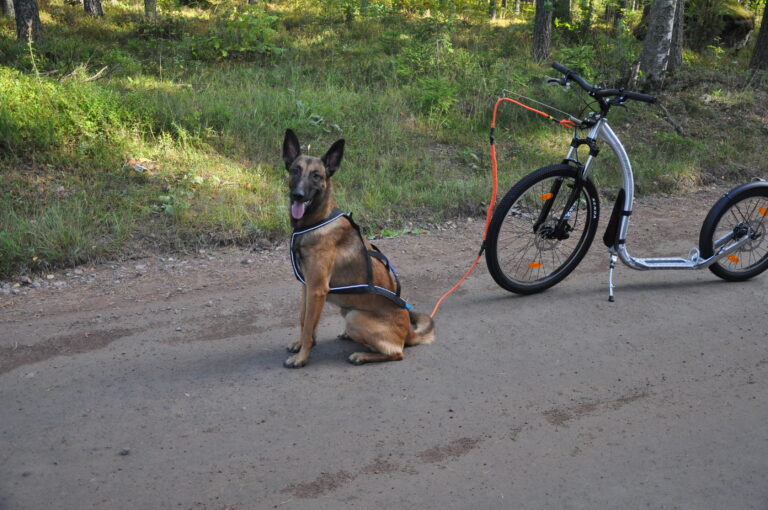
top-left (1, 186), bottom-right (767, 510)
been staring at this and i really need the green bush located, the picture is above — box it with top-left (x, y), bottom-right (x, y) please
top-left (188, 5), bottom-right (283, 61)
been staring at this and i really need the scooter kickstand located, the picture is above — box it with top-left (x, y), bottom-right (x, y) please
top-left (608, 253), bottom-right (618, 302)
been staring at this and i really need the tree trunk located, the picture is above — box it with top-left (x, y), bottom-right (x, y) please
top-left (667, 0), bottom-right (684, 72)
top-left (83, 0), bottom-right (104, 17)
top-left (638, 0), bottom-right (677, 88)
top-left (489, 0), bottom-right (497, 19)
top-left (2, 0), bottom-right (14, 18)
top-left (14, 0), bottom-right (42, 42)
top-left (613, 0), bottom-right (627, 32)
top-left (532, 0), bottom-right (553, 62)
top-left (144, 0), bottom-right (156, 19)
top-left (750, 1), bottom-right (768, 69)
top-left (514, 0), bottom-right (520, 15)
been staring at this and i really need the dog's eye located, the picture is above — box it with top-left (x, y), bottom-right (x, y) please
top-left (311, 172), bottom-right (322, 182)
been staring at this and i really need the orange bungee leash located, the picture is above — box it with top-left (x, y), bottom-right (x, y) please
top-left (429, 96), bottom-right (575, 318)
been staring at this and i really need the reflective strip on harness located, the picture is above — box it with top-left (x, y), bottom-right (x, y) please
top-left (290, 211), bottom-right (412, 310)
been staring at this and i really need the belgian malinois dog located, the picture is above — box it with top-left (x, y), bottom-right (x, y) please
top-left (283, 129), bottom-right (435, 368)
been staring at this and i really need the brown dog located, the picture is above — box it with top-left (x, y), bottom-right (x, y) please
top-left (283, 129), bottom-right (435, 368)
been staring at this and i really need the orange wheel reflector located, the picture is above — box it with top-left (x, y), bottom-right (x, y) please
top-left (529, 261), bottom-right (543, 269)
top-left (540, 193), bottom-right (554, 201)
top-left (727, 255), bottom-right (740, 264)
top-left (759, 206), bottom-right (768, 217)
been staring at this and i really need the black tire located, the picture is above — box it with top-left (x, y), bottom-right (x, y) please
top-left (485, 164), bottom-right (600, 294)
top-left (699, 182), bottom-right (768, 281)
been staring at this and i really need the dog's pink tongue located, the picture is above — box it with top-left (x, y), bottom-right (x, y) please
top-left (291, 201), bottom-right (306, 220)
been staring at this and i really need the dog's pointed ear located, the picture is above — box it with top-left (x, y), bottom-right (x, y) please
top-left (322, 139), bottom-right (345, 177)
top-left (283, 129), bottom-right (301, 170)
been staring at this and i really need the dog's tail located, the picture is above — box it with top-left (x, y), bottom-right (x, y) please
top-left (407, 310), bottom-right (435, 345)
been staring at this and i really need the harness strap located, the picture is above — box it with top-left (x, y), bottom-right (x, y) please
top-left (290, 210), bottom-right (411, 310)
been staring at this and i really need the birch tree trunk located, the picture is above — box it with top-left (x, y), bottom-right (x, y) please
top-left (638, 0), bottom-right (677, 88)
top-left (83, 0), bottom-right (104, 17)
top-left (2, 0), bottom-right (14, 18)
top-left (667, 0), bottom-right (684, 72)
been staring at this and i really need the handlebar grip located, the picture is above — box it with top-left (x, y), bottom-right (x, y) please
top-left (551, 62), bottom-right (595, 93)
top-left (595, 88), bottom-right (657, 104)
top-left (622, 90), bottom-right (657, 104)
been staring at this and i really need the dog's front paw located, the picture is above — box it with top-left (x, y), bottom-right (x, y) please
top-left (287, 336), bottom-right (316, 353)
top-left (284, 353), bottom-right (309, 368)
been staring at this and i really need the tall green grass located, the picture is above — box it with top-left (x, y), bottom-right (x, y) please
top-left (1, 1), bottom-right (766, 278)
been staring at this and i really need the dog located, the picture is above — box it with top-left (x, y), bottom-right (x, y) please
top-left (282, 129), bottom-right (435, 368)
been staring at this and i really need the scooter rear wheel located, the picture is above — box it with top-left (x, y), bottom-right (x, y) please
top-left (699, 181), bottom-right (768, 281)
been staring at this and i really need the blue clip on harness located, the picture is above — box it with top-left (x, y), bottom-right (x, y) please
top-left (290, 209), bottom-right (413, 311)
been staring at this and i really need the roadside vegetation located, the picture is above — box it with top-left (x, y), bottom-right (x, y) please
top-left (1, 0), bottom-right (767, 278)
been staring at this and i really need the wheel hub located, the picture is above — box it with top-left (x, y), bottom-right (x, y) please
top-left (735, 220), bottom-right (765, 252)
top-left (535, 219), bottom-right (572, 249)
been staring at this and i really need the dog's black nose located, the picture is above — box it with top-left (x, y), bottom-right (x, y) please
top-left (291, 190), bottom-right (305, 202)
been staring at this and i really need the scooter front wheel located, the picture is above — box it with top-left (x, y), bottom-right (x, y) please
top-left (485, 165), bottom-right (600, 294)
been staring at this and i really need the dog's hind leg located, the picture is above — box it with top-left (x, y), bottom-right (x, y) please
top-left (343, 310), bottom-right (405, 365)
top-left (348, 344), bottom-right (404, 365)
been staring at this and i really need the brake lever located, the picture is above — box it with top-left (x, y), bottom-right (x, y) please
top-left (546, 77), bottom-right (570, 88)
top-left (609, 96), bottom-right (627, 107)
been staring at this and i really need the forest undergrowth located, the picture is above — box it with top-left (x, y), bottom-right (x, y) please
top-left (1, 0), bottom-right (767, 278)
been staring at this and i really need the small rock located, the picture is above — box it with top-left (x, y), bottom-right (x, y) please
top-left (119, 448), bottom-right (131, 456)
top-left (175, 327), bottom-right (182, 332)
top-left (135, 264), bottom-right (147, 271)
top-left (241, 259), bottom-right (254, 265)
top-left (74, 269), bottom-right (84, 275)
top-left (20, 276), bottom-right (32, 285)
top-left (46, 274), bottom-right (55, 280)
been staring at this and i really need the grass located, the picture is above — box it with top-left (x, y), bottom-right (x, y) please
top-left (1, 0), bottom-right (767, 278)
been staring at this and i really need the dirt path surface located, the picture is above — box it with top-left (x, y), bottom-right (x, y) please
top-left (2, 186), bottom-right (767, 510)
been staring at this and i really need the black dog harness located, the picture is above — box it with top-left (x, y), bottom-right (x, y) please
top-left (290, 209), bottom-right (412, 310)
